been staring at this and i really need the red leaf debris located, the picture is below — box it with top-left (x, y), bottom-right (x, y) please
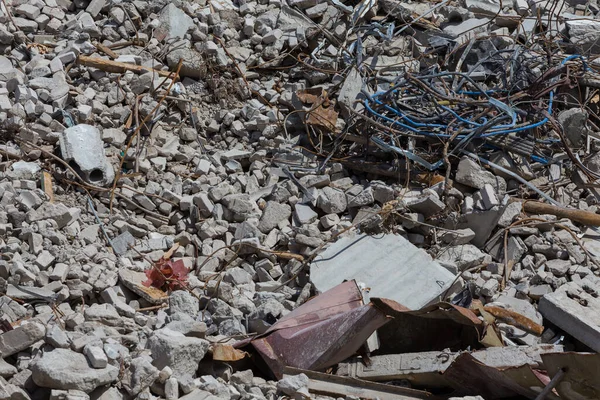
top-left (142, 259), bottom-right (189, 291)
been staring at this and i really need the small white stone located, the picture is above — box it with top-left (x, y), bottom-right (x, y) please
top-left (165, 377), bottom-right (179, 400)
top-left (480, 183), bottom-right (499, 210)
top-left (158, 366), bottom-right (173, 383)
top-left (84, 345), bottom-right (108, 368)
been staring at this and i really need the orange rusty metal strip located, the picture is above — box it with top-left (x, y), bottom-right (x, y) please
top-left (483, 306), bottom-right (544, 336)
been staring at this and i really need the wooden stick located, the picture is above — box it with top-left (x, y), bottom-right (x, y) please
top-left (93, 42), bottom-right (119, 59)
top-left (0, 147), bottom-right (21, 160)
top-left (41, 171), bottom-right (54, 203)
top-left (512, 198), bottom-right (600, 226)
top-left (107, 39), bottom-right (147, 49)
top-left (77, 55), bottom-right (175, 78)
top-left (136, 304), bottom-right (168, 312)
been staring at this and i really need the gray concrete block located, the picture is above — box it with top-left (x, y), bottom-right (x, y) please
top-left (337, 344), bottom-right (563, 386)
top-left (0, 322), bottom-right (45, 358)
top-left (310, 233), bottom-right (457, 309)
top-left (59, 124), bottom-right (115, 186)
top-left (539, 281), bottom-right (600, 352)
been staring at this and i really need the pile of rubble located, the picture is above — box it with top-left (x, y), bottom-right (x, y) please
top-left (2, 0), bottom-right (600, 398)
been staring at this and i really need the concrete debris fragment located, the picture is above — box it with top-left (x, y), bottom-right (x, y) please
top-left (155, 4), bottom-right (196, 41)
top-left (539, 281), bottom-right (600, 352)
top-left (436, 244), bottom-right (487, 270)
top-left (337, 344), bottom-right (563, 386)
top-left (0, 323), bottom-right (45, 358)
top-left (118, 268), bottom-right (169, 304)
top-left (31, 349), bottom-right (119, 392)
top-left (311, 233), bottom-right (458, 309)
top-left (148, 329), bottom-right (210, 380)
top-left (558, 108), bottom-right (589, 147)
top-left (59, 124), bottom-right (115, 186)
top-left (455, 157), bottom-right (504, 191)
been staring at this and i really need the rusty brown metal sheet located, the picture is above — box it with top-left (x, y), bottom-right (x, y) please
top-left (442, 353), bottom-right (556, 399)
top-left (541, 352), bottom-right (600, 400)
top-left (371, 298), bottom-right (485, 354)
top-left (238, 280), bottom-right (390, 379)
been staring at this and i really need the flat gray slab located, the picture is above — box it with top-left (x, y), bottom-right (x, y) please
top-left (310, 233), bottom-right (457, 309)
top-left (539, 281), bottom-right (600, 352)
top-left (337, 344), bottom-right (563, 381)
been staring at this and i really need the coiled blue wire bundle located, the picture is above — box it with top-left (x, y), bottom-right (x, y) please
top-left (363, 53), bottom-right (590, 170)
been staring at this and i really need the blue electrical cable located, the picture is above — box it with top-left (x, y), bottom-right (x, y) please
top-left (364, 54), bottom-right (586, 140)
top-left (361, 53), bottom-right (588, 168)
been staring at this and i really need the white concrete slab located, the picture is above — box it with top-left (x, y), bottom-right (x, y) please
top-left (539, 281), bottom-right (600, 352)
top-left (310, 233), bottom-right (457, 309)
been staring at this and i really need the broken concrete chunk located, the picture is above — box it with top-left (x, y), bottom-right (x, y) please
top-left (84, 304), bottom-right (121, 326)
top-left (459, 207), bottom-right (503, 247)
top-left (86, 0), bottom-right (106, 17)
top-left (436, 244), bottom-right (487, 270)
top-left (311, 233), bottom-right (457, 309)
top-left (6, 285), bottom-right (55, 301)
top-left (0, 357), bottom-right (17, 378)
top-left (26, 202), bottom-right (74, 228)
top-left (317, 187), bottom-right (347, 214)
top-left (545, 259), bottom-right (571, 277)
top-left (294, 203), bottom-right (318, 224)
top-left (148, 328), bottom-right (209, 380)
top-left (455, 156), bottom-right (505, 191)
top-left (166, 48), bottom-right (205, 79)
top-left (566, 19), bottom-right (600, 54)
top-left (0, 322), bottom-right (45, 358)
top-left (84, 345), bottom-right (108, 369)
top-left (337, 344), bottom-right (563, 384)
top-left (404, 192), bottom-right (445, 217)
top-left (338, 67), bottom-right (363, 115)
top-left (124, 357), bottom-right (159, 396)
top-left (168, 290), bottom-right (199, 318)
top-left (257, 201), bottom-right (291, 233)
top-left (0, 381), bottom-right (30, 400)
top-left (539, 281), bottom-right (600, 352)
top-left (10, 161), bottom-right (41, 179)
top-left (558, 107), bottom-right (588, 147)
top-left (45, 325), bottom-right (70, 349)
top-left (111, 231), bottom-right (135, 256)
top-left (119, 268), bottom-right (168, 304)
top-left (440, 228), bottom-right (476, 245)
top-left (497, 201), bottom-right (521, 227)
top-left (277, 373), bottom-right (309, 396)
top-left (155, 4), bottom-right (195, 41)
top-left (59, 124), bottom-right (115, 187)
top-left (31, 349), bottom-right (119, 392)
